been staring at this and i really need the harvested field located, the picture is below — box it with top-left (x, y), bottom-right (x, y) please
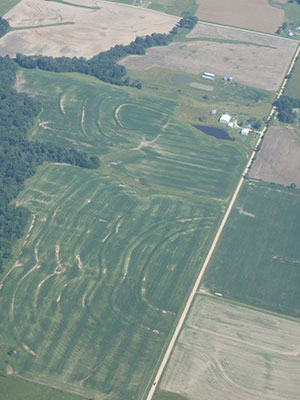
top-left (201, 180), bottom-right (300, 318)
top-left (0, 0), bottom-right (178, 58)
top-left (121, 29), bottom-right (297, 91)
top-left (195, 0), bottom-right (285, 33)
top-left (250, 126), bottom-right (300, 186)
top-left (159, 295), bottom-right (300, 400)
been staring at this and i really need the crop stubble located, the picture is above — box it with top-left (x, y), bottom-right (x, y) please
top-left (121, 23), bottom-right (297, 92)
top-left (0, 0), bottom-right (178, 58)
top-left (195, 0), bottom-right (285, 33)
top-left (160, 295), bottom-right (300, 400)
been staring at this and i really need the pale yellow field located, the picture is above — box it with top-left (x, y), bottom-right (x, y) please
top-left (121, 24), bottom-right (297, 91)
top-left (195, 0), bottom-right (285, 33)
top-left (160, 295), bottom-right (300, 400)
top-left (0, 0), bottom-right (178, 58)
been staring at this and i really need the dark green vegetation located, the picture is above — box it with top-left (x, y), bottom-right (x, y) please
top-left (0, 17), bottom-right (9, 38)
top-left (201, 180), bottom-right (300, 318)
top-left (0, 57), bottom-right (99, 272)
top-left (14, 16), bottom-right (197, 88)
top-left (0, 66), bottom-right (248, 399)
top-left (273, 95), bottom-right (300, 123)
top-left (276, 0), bottom-right (300, 36)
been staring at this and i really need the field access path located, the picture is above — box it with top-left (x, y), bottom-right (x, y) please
top-left (145, 42), bottom-right (300, 400)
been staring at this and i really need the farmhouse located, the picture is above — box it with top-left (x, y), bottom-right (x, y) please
top-left (219, 113), bottom-right (231, 124)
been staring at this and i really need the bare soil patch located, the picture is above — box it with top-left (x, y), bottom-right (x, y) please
top-left (0, 0), bottom-right (178, 58)
top-left (250, 126), bottom-right (300, 186)
top-left (121, 28), bottom-right (297, 91)
top-left (195, 0), bottom-right (285, 33)
top-left (160, 295), bottom-right (300, 400)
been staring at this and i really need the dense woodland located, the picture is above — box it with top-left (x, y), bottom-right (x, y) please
top-left (273, 95), bottom-right (300, 123)
top-left (14, 16), bottom-right (198, 88)
top-left (0, 56), bottom-right (99, 272)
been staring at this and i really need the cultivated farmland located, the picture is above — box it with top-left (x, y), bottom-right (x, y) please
top-left (159, 295), bottom-right (300, 400)
top-left (201, 180), bottom-right (300, 318)
top-left (195, 0), bottom-right (285, 33)
top-left (18, 69), bottom-right (246, 200)
top-left (0, 0), bottom-right (178, 58)
top-left (0, 68), bottom-right (248, 399)
top-left (121, 24), bottom-right (297, 91)
top-left (250, 126), bottom-right (300, 187)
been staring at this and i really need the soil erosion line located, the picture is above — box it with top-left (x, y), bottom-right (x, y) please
top-left (145, 43), bottom-right (300, 400)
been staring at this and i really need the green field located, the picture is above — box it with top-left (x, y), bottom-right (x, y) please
top-left (127, 67), bottom-right (273, 154)
top-left (0, 68), bottom-right (248, 399)
top-left (0, 0), bottom-right (22, 16)
top-left (201, 180), bottom-right (300, 318)
top-left (285, 57), bottom-right (300, 98)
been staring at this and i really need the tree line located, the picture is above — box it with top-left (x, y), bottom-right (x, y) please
top-left (14, 16), bottom-right (198, 88)
top-left (0, 17), bottom-right (9, 38)
top-left (273, 95), bottom-right (300, 123)
top-left (0, 56), bottom-right (99, 272)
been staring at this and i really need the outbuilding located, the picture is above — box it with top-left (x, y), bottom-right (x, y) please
top-left (240, 128), bottom-right (250, 136)
top-left (219, 113), bottom-right (231, 124)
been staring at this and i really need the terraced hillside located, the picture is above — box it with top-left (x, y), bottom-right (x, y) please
top-left (0, 69), bottom-right (247, 399)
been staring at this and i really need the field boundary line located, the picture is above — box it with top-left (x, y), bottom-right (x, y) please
top-left (195, 20), bottom-right (300, 43)
top-left (197, 292), bottom-right (300, 324)
top-left (145, 42), bottom-right (300, 400)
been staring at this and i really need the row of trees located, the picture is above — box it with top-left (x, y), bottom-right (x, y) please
top-left (0, 56), bottom-right (99, 271)
top-left (14, 16), bottom-right (198, 87)
top-left (273, 95), bottom-right (300, 123)
top-left (0, 17), bottom-right (9, 38)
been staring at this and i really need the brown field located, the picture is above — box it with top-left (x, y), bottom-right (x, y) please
top-left (250, 126), bottom-right (300, 186)
top-left (195, 0), bottom-right (285, 33)
top-left (0, 0), bottom-right (178, 58)
top-left (121, 26), bottom-right (297, 91)
top-left (160, 295), bottom-right (300, 400)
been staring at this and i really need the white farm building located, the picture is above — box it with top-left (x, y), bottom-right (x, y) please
top-left (219, 114), bottom-right (231, 124)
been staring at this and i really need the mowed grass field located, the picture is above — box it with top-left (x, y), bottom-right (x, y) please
top-left (158, 295), bottom-right (300, 400)
top-left (0, 68), bottom-right (248, 399)
top-left (285, 57), bottom-right (300, 98)
top-left (201, 180), bottom-right (300, 318)
top-left (0, 0), bottom-right (22, 16)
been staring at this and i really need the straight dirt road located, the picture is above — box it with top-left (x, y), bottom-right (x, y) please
top-left (145, 42), bottom-right (300, 400)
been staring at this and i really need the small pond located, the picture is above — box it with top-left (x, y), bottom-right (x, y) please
top-left (193, 125), bottom-right (234, 141)
top-left (171, 74), bottom-right (191, 86)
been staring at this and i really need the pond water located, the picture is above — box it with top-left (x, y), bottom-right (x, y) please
top-left (193, 125), bottom-right (234, 141)
top-left (171, 74), bottom-right (191, 86)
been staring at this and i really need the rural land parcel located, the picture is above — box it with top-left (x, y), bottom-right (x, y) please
top-left (121, 23), bottom-right (297, 91)
top-left (0, 67), bottom-right (247, 399)
top-left (158, 295), bottom-right (300, 400)
top-left (0, 0), bottom-right (178, 58)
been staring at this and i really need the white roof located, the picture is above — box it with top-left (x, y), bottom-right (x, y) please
top-left (219, 114), bottom-right (231, 124)
top-left (241, 128), bottom-right (250, 135)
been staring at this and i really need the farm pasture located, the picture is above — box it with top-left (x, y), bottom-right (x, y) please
top-left (0, 0), bottom-right (22, 16)
top-left (195, 0), bottom-right (285, 33)
top-left (0, 0), bottom-right (178, 58)
top-left (201, 180), bottom-right (300, 318)
top-left (121, 26), bottom-right (297, 91)
top-left (159, 295), bottom-right (300, 400)
top-left (285, 56), bottom-right (300, 98)
top-left (250, 126), bottom-right (300, 186)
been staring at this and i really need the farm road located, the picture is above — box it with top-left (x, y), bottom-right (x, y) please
top-left (145, 41), bottom-right (300, 400)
